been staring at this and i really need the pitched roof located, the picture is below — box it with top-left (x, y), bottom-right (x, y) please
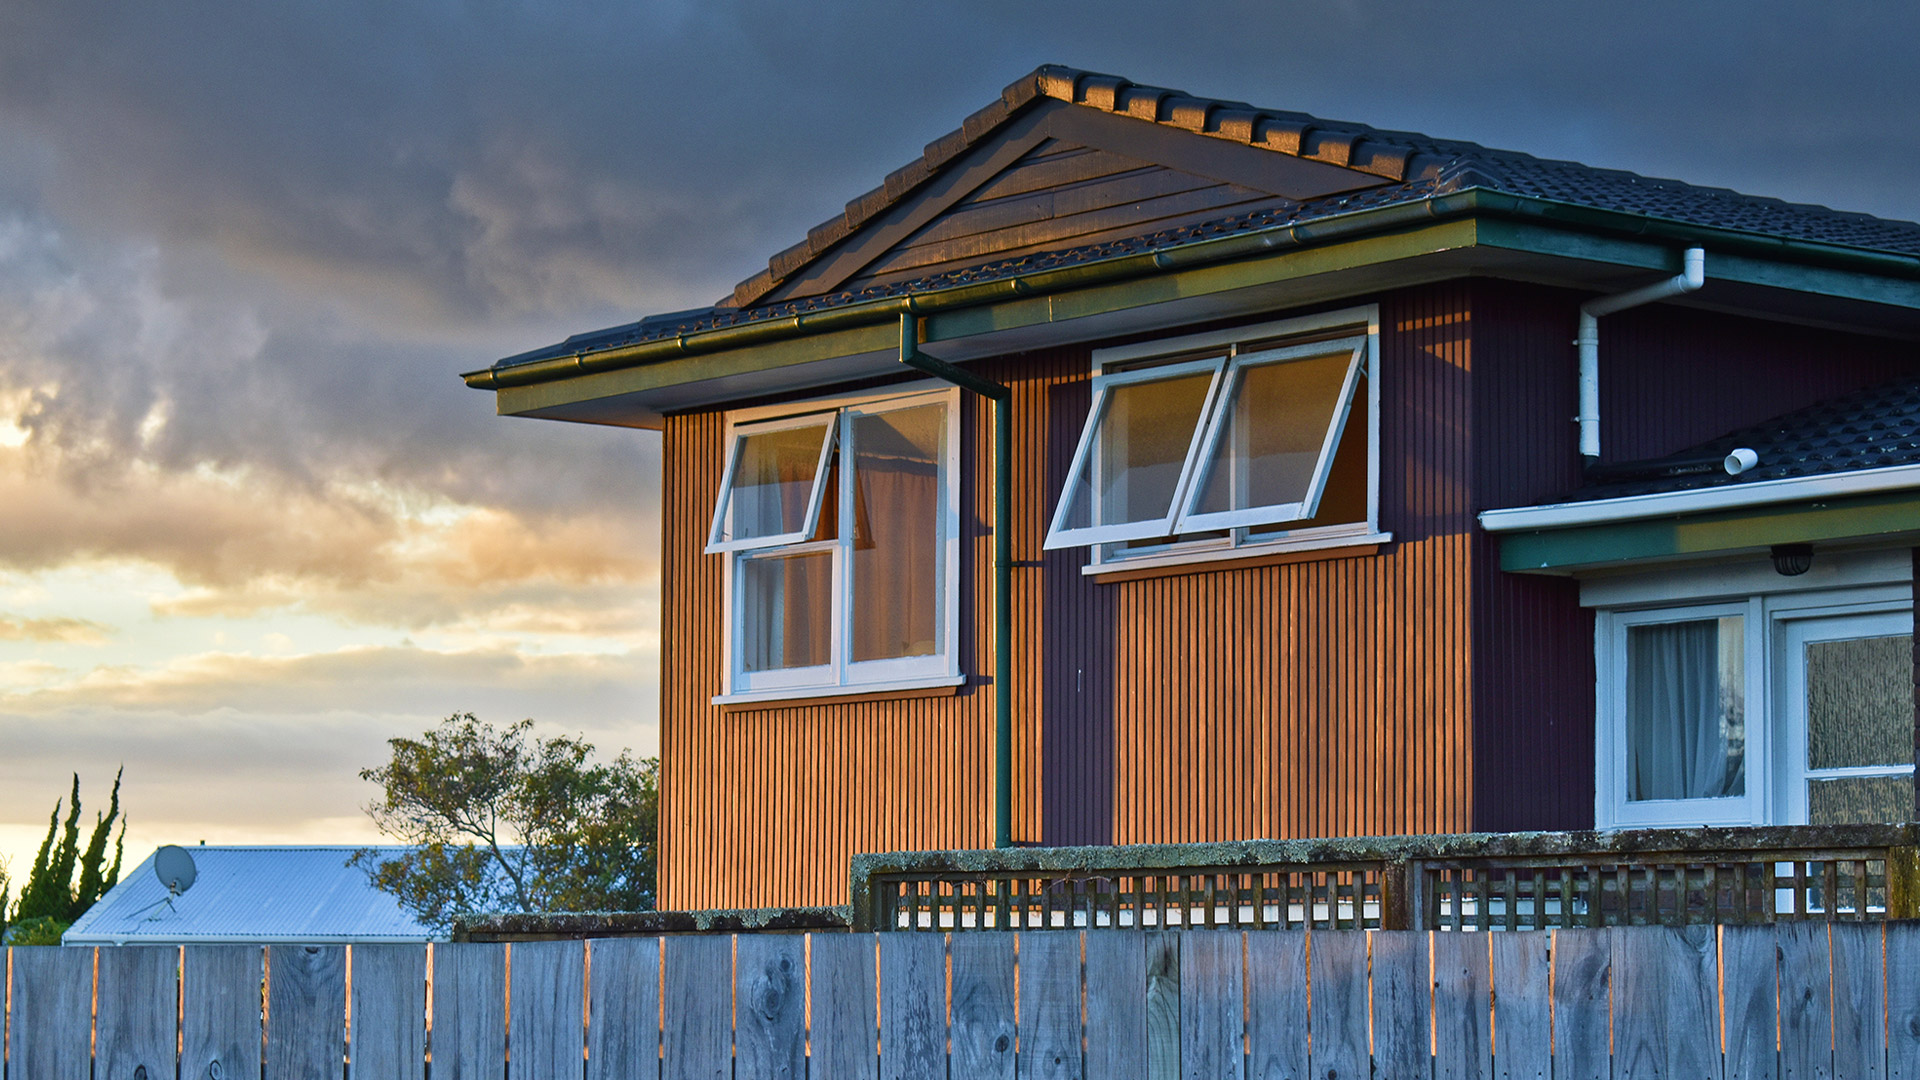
top-left (1568, 377), bottom-right (1920, 502)
top-left (63, 846), bottom-right (435, 944)
top-left (488, 64), bottom-right (1920, 374)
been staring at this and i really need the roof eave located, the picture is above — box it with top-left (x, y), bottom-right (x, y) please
top-left (465, 187), bottom-right (1920, 396)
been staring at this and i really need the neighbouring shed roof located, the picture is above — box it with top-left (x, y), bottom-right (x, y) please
top-left (1569, 377), bottom-right (1920, 502)
top-left (63, 846), bottom-right (434, 945)
top-left (484, 64), bottom-right (1920, 377)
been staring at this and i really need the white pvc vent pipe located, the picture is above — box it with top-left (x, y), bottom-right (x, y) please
top-left (1577, 248), bottom-right (1706, 461)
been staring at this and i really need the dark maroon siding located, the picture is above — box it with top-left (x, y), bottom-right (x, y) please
top-left (1469, 281), bottom-right (1596, 831)
top-left (1600, 304), bottom-right (1916, 463)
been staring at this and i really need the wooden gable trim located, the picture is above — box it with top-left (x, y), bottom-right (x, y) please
top-left (748, 100), bottom-right (1391, 309)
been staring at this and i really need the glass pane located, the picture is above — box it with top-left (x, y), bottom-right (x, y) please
top-left (1626, 617), bottom-right (1745, 801)
top-left (851, 404), bottom-right (944, 662)
top-left (1243, 371), bottom-right (1369, 538)
top-left (1058, 370), bottom-right (1214, 533)
top-left (1807, 633), bottom-right (1914, 769)
top-left (1188, 347), bottom-right (1353, 518)
top-left (715, 421), bottom-right (831, 545)
top-left (1809, 774), bottom-right (1913, 824)
top-left (739, 551), bottom-right (832, 671)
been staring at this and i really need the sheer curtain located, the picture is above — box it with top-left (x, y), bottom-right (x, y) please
top-left (1627, 619), bottom-right (1745, 801)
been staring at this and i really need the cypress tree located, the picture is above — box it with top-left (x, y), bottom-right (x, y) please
top-left (71, 767), bottom-right (125, 920)
top-left (13, 779), bottom-right (80, 923)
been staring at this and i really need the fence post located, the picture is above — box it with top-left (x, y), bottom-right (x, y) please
top-left (1380, 859), bottom-right (1417, 929)
top-left (1887, 844), bottom-right (1920, 919)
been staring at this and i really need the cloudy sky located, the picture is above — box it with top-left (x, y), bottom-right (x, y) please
top-left (1, 1), bottom-right (1916, 885)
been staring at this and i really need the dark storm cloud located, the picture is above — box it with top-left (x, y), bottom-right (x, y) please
top-left (0, 0), bottom-right (1915, 569)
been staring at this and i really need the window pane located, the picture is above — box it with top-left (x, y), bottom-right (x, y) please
top-left (715, 421), bottom-right (831, 545)
top-left (851, 404), bottom-right (944, 662)
top-left (1809, 774), bottom-right (1913, 824)
top-left (739, 551), bottom-right (832, 671)
top-left (1626, 617), bottom-right (1745, 801)
top-left (1807, 634), bottom-right (1914, 769)
top-left (1188, 347), bottom-right (1353, 518)
top-left (1057, 370), bottom-right (1214, 533)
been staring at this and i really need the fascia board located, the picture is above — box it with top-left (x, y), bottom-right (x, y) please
top-left (1479, 463), bottom-right (1920, 533)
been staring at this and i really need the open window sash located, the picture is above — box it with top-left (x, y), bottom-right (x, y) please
top-left (1173, 336), bottom-right (1366, 533)
top-left (705, 411), bottom-right (837, 554)
top-left (1043, 357), bottom-right (1226, 550)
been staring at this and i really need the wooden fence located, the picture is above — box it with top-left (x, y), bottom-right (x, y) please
top-left (6, 923), bottom-right (1920, 1078)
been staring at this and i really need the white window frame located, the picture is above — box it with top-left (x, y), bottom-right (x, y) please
top-left (704, 410), bottom-right (838, 554)
top-left (1045, 305), bottom-right (1387, 573)
top-left (1595, 600), bottom-right (1765, 829)
top-left (1592, 556), bottom-right (1914, 830)
top-left (713, 383), bottom-right (963, 704)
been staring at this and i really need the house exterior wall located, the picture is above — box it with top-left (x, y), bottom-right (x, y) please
top-left (661, 283), bottom-right (1482, 910)
top-left (657, 277), bottom-right (1920, 910)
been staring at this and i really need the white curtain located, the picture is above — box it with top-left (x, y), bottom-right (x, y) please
top-left (1627, 620), bottom-right (1744, 801)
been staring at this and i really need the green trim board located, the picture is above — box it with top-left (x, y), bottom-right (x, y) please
top-left (1497, 489), bottom-right (1920, 572)
top-left (483, 190), bottom-right (1920, 423)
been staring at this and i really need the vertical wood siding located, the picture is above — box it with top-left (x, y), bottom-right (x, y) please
top-left (662, 285), bottom-right (1483, 909)
top-left (1468, 281), bottom-right (1596, 831)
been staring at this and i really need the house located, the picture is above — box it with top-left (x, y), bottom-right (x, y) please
top-left (63, 846), bottom-right (433, 945)
top-left (464, 66), bottom-right (1920, 912)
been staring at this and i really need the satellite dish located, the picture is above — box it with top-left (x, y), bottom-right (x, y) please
top-left (154, 845), bottom-right (197, 895)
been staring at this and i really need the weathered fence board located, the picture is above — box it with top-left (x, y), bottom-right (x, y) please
top-left (512, 940), bottom-right (586, 1080)
top-left (265, 945), bottom-right (345, 1080)
top-left (1146, 932), bottom-right (1182, 1080)
top-left (351, 943), bottom-right (426, 1080)
top-left (181, 945), bottom-right (263, 1080)
top-left (1888, 922), bottom-right (1920, 1080)
top-left (9, 945), bottom-right (93, 1080)
top-left (1550, 928), bottom-right (1611, 1080)
top-left (1369, 929), bottom-right (1427, 1080)
top-left (734, 933), bottom-right (805, 1080)
top-left (434, 942), bottom-right (506, 1080)
top-left (94, 946), bottom-right (176, 1080)
top-left (1779, 921), bottom-right (1832, 1080)
top-left (1086, 929), bottom-right (1149, 1080)
top-left (1019, 931), bottom-right (1082, 1080)
top-left (1490, 931), bottom-right (1550, 1080)
top-left (586, 936), bottom-right (661, 1080)
top-left (1433, 930), bottom-right (1491, 1080)
top-left (811, 934), bottom-right (878, 1080)
top-left (10, 922), bottom-right (1920, 1078)
top-left (1181, 930), bottom-right (1244, 1080)
top-left (1309, 930), bottom-right (1369, 1080)
top-left (1243, 931), bottom-right (1307, 1080)
top-left (662, 934), bottom-right (731, 1080)
top-left (950, 931), bottom-right (1018, 1080)
top-left (1722, 924), bottom-right (1780, 1080)
top-left (877, 931), bottom-right (945, 1080)
top-left (1831, 923), bottom-right (1886, 1080)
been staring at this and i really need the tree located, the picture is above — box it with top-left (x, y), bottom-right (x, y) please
top-left (353, 713), bottom-right (657, 933)
top-left (5, 769), bottom-right (126, 945)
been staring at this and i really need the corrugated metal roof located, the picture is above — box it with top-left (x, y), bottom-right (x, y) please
top-left (63, 846), bottom-right (435, 945)
top-left (1566, 377), bottom-right (1920, 502)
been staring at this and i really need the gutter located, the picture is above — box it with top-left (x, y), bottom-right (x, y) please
top-left (463, 189), bottom-right (1920, 396)
top-left (1478, 462), bottom-right (1920, 532)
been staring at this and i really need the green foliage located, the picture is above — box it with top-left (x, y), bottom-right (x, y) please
top-left (2, 915), bottom-right (71, 947)
top-left (353, 714), bottom-right (657, 933)
top-left (13, 769), bottom-right (125, 930)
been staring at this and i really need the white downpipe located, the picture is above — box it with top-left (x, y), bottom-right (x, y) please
top-left (1576, 247), bottom-right (1706, 461)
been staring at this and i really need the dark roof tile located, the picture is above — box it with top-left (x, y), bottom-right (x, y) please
top-left (1568, 378), bottom-right (1920, 502)
top-left (501, 64), bottom-right (1920, 371)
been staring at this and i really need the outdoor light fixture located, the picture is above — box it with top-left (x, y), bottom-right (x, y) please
top-left (1771, 543), bottom-right (1813, 576)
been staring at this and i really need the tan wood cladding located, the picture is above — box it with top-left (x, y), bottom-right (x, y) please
top-left (660, 285), bottom-right (1479, 910)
